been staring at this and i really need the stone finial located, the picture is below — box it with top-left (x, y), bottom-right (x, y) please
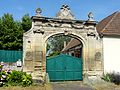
top-left (56, 4), bottom-right (75, 20)
top-left (88, 12), bottom-right (94, 21)
top-left (36, 8), bottom-right (42, 16)
top-left (61, 4), bottom-right (70, 10)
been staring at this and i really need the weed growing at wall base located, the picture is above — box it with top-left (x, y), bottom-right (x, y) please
top-left (102, 72), bottom-right (120, 85)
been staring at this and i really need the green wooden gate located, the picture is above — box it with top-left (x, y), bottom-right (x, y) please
top-left (46, 54), bottom-right (83, 81)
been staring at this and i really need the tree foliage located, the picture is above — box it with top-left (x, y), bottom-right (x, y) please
top-left (21, 14), bottom-right (32, 32)
top-left (0, 13), bottom-right (70, 54)
top-left (0, 13), bottom-right (31, 50)
top-left (47, 35), bottom-right (71, 56)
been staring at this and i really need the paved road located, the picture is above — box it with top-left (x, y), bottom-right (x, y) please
top-left (51, 81), bottom-right (93, 90)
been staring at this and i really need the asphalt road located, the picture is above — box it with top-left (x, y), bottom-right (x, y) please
top-left (51, 81), bottom-right (93, 90)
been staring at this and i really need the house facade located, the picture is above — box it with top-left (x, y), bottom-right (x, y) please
top-left (97, 11), bottom-right (120, 73)
top-left (62, 38), bottom-right (82, 58)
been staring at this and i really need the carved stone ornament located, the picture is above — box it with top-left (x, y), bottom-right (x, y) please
top-left (88, 12), bottom-right (94, 21)
top-left (56, 4), bottom-right (75, 20)
top-left (25, 51), bottom-right (33, 60)
top-left (36, 8), bottom-right (42, 16)
top-left (87, 32), bottom-right (96, 37)
top-left (33, 28), bottom-right (44, 34)
top-left (71, 24), bottom-right (84, 29)
top-left (95, 52), bottom-right (101, 60)
top-left (33, 26), bottom-right (45, 34)
top-left (45, 22), bottom-right (62, 27)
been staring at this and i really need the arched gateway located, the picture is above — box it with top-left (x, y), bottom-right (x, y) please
top-left (23, 5), bottom-right (103, 81)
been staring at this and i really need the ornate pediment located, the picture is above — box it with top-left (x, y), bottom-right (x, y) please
top-left (56, 5), bottom-right (75, 20)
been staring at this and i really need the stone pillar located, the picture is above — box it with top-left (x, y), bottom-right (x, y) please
top-left (32, 33), bottom-right (45, 80)
top-left (23, 35), bottom-right (34, 73)
top-left (87, 36), bottom-right (96, 71)
top-left (84, 20), bottom-right (102, 76)
top-left (94, 37), bottom-right (103, 76)
top-left (82, 43), bottom-right (88, 75)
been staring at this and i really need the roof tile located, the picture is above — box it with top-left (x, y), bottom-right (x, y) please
top-left (96, 11), bottom-right (120, 36)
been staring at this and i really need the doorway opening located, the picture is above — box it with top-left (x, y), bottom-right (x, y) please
top-left (46, 34), bottom-right (83, 81)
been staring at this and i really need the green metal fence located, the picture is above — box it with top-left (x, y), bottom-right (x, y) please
top-left (0, 50), bottom-right (23, 62)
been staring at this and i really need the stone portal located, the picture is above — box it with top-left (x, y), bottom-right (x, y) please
top-left (23, 5), bottom-right (103, 81)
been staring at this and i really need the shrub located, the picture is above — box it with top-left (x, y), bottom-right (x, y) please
top-left (0, 64), bottom-right (33, 87)
top-left (102, 73), bottom-right (120, 85)
top-left (21, 72), bottom-right (33, 86)
top-left (111, 73), bottom-right (120, 85)
top-left (6, 70), bottom-right (33, 86)
top-left (0, 65), bottom-right (8, 87)
top-left (102, 73), bottom-right (112, 82)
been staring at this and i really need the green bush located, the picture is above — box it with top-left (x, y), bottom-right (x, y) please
top-left (0, 64), bottom-right (33, 87)
top-left (6, 70), bottom-right (33, 87)
top-left (0, 65), bottom-right (7, 87)
top-left (110, 73), bottom-right (120, 85)
top-left (102, 73), bottom-right (112, 82)
top-left (21, 73), bottom-right (33, 86)
top-left (102, 73), bottom-right (120, 85)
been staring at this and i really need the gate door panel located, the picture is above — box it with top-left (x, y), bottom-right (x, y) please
top-left (46, 54), bottom-right (82, 81)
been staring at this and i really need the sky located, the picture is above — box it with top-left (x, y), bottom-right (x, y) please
top-left (0, 0), bottom-right (120, 21)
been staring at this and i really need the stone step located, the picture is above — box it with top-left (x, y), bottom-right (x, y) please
top-left (34, 60), bottom-right (42, 62)
top-left (34, 68), bottom-right (42, 71)
top-left (34, 63), bottom-right (42, 65)
top-left (34, 65), bottom-right (43, 71)
top-left (34, 65), bottom-right (42, 68)
top-left (33, 71), bottom-right (42, 75)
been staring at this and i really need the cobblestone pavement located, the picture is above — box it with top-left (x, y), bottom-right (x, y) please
top-left (51, 81), bottom-right (93, 90)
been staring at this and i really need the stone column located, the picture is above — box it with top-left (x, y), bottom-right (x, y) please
top-left (87, 36), bottom-right (96, 71)
top-left (23, 35), bottom-right (34, 74)
top-left (32, 33), bottom-right (45, 80)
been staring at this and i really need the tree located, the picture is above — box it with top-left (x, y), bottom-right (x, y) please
top-left (0, 13), bottom-right (32, 50)
top-left (21, 14), bottom-right (32, 32)
top-left (0, 13), bottom-right (23, 50)
top-left (47, 35), bottom-right (71, 57)
top-left (0, 18), bottom-right (3, 49)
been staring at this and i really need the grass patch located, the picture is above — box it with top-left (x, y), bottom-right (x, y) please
top-left (0, 84), bottom-right (52, 90)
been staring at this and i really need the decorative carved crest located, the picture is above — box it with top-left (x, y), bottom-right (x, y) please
top-left (25, 51), bottom-right (33, 60)
top-left (33, 29), bottom-right (44, 34)
top-left (95, 52), bottom-right (101, 60)
top-left (56, 4), bottom-right (75, 20)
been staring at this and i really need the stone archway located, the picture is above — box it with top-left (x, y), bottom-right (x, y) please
top-left (23, 5), bottom-right (103, 81)
top-left (45, 33), bottom-right (85, 81)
